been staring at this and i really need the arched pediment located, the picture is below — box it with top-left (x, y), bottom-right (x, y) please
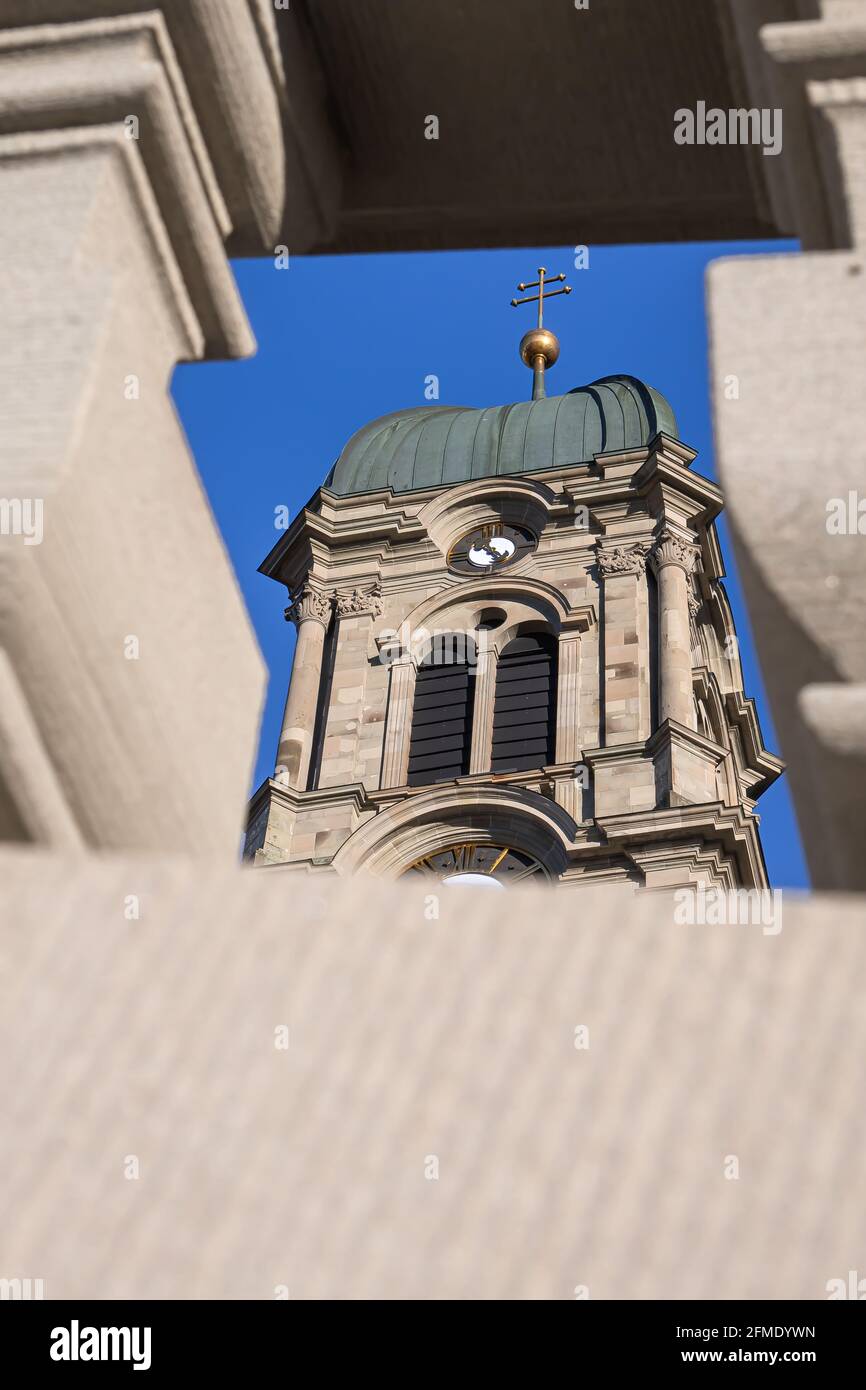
top-left (330, 783), bottom-right (576, 879)
top-left (386, 577), bottom-right (592, 664)
top-left (417, 476), bottom-right (557, 560)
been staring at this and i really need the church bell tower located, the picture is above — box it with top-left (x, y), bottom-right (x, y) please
top-left (245, 270), bottom-right (782, 888)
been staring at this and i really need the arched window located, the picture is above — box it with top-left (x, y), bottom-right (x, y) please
top-left (407, 634), bottom-right (476, 786)
top-left (491, 632), bottom-right (556, 773)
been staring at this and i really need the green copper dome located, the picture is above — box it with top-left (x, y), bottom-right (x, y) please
top-left (325, 375), bottom-right (677, 497)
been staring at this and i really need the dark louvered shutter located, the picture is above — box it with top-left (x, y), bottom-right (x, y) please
top-left (407, 637), bottom-right (475, 786)
top-left (491, 634), bottom-right (556, 773)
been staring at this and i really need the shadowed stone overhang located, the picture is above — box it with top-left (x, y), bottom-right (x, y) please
top-left (279, 0), bottom-right (799, 252)
top-left (326, 376), bottom-right (677, 497)
top-left (0, 1), bottom-right (804, 257)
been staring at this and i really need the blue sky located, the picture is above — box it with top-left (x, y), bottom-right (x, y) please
top-left (172, 241), bottom-right (807, 888)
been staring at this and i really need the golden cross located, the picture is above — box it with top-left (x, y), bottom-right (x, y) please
top-left (511, 266), bottom-right (572, 329)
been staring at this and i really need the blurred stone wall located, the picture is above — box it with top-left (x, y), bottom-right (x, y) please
top-left (1, 852), bottom-right (864, 1300)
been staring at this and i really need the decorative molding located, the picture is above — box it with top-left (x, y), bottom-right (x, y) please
top-left (562, 603), bottom-right (597, 633)
top-left (374, 632), bottom-right (410, 665)
top-left (0, 15), bottom-right (253, 357)
top-left (649, 530), bottom-right (701, 576)
top-left (284, 582), bottom-right (332, 628)
top-left (398, 574), bottom-right (572, 649)
top-left (334, 581), bottom-right (384, 619)
top-left (595, 541), bottom-right (651, 578)
top-left (688, 590), bottom-right (702, 621)
top-left (382, 648), bottom-right (416, 671)
top-left (0, 126), bottom-right (204, 365)
top-left (417, 474), bottom-right (555, 560)
top-left (330, 782), bottom-right (575, 877)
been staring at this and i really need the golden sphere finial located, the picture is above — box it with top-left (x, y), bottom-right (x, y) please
top-left (519, 327), bottom-right (560, 369)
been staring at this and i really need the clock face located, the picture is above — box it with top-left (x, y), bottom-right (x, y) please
top-left (403, 842), bottom-right (545, 884)
top-left (448, 523), bottom-right (536, 576)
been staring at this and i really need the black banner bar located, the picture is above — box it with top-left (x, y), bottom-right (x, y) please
top-left (1, 1299), bottom-right (862, 1375)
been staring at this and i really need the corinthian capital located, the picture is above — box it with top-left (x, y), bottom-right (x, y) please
top-left (595, 542), bottom-right (651, 578)
top-left (284, 583), bottom-right (333, 628)
top-left (649, 530), bottom-right (700, 576)
top-left (335, 582), bottom-right (384, 619)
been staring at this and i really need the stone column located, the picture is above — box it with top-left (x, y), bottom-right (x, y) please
top-left (469, 636), bottom-right (497, 774)
top-left (331, 584), bottom-right (385, 788)
top-left (275, 584), bottom-right (333, 790)
top-left (380, 652), bottom-right (417, 790)
top-left (597, 543), bottom-right (652, 745)
top-left (649, 532), bottom-right (700, 730)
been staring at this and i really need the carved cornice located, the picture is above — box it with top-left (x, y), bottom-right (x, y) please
top-left (334, 582), bottom-right (384, 619)
top-left (561, 603), bottom-right (597, 635)
top-left (595, 542), bottom-right (651, 578)
top-left (374, 636), bottom-right (417, 672)
top-left (649, 530), bottom-right (701, 576)
top-left (0, 16), bottom-right (261, 358)
top-left (284, 582), bottom-right (332, 628)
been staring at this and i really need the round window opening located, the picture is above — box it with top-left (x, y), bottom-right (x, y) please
top-left (448, 523), bottom-right (536, 576)
top-left (477, 607), bottom-right (507, 630)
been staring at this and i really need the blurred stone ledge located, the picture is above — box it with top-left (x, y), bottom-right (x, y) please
top-left (0, 847), bottom-right (863, 1300)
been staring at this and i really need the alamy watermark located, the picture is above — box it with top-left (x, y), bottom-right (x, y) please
top-left (0, 497), bottom-right (43, 545)
top-left (674, 885), bottom-right (783, 936)
top-left (0, 1276), bottom-right (44, 1300)
top-left (378, 623), bottom-right (492, 670)
top-left (827, 1270), bottom-right (866, 1299)
top-left (674, 102), bottom-right (782, 158)
top-left (50, 1321), bottom-right (151, 1371)
top-left (826, 491), bottom-right (866, 535)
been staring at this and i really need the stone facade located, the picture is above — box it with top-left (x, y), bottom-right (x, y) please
top-left (246, 434), bottom-right (781, 888)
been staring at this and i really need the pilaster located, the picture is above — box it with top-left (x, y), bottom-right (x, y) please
top-left (334, 583), bottom-right (386, 789)
top-left (469, 638), bottom-right (497, 775)
top-left (597, 542), bottom-right (652, 745)
top-left (553, 617), bottom-right (589, 820)
top-left (380, 651), bottom-right (417, 791)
